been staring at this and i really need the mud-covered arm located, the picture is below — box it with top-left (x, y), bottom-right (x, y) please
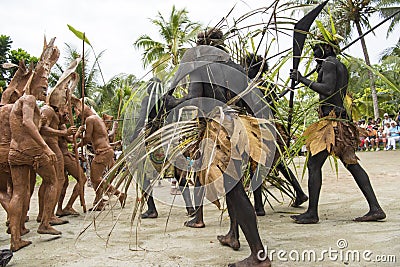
top-left (23, 96), bottom-right (50, 148)
top-left (22, 97), bottom-right (56, 162)
top-left (41, 124), bottom-right (76, 137)
top-left (40, 108), bottom-right (77, 137)
top-left (108, 121), bottom-right (118, 138)
top-left (290, 60), bottom-right (337, 97)
top-left (76, 118), bottom-right (93, 146)
top-left (82, 118), bottom-right (93, 145)
top-left (60, 124), bottom-right (74, 142)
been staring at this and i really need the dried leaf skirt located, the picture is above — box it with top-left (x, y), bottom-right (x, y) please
top-left (303, 113), bottom-right (360, 165)
top-left (194, 112), bottom-right (276, 204)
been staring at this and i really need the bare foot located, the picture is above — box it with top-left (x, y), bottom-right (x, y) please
top-left (118, 193), bottom-right (127, 208)
top-left (7, 226), bottom-right (31, 236)
top-left (354, 209), bottom-right (386, 222)
top-left (255, 207), bottom-right (266, 216)
top-left (141, 210), bottom-right (158, 219)
top-left (228, 254), bottom-right (271, 267)
top-left (184, 217), bottom-right (205, 228)
top-left (10, 239), bottom-right (32, 252)
top-left (21, 228), bottom-right (30, 236)
top-left (291, 194), bottom-right (309, 208)
top-left (58, 207), bottom-right (80, 217)
top-left (49, 217), bottom-right (69, 226)
top-left (290, 212), bottom-right (319, 224)
top-left (55, 209), bottom-right (64, 217)
top-left (89, 201), bottom-right (106, 211)
top-left (217, 233), bottom-right (240, 250)
top-left (37, 225), bottom-right (62, 235)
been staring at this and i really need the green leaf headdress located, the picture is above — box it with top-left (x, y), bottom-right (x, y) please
top-left (311, 9), bottom-right (344, 54)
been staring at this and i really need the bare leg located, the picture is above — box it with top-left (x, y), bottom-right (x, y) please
top-left (23, 167), bottom-right (36, 225)
top-left (62, 155), bottom-right (87, 215)
top-left (104, 183), bottom-right (126, 206)
top-left (251, 164), bottom-right (266, 216)
top-left (89, 161), bottom-right (107, 211)
top-left (8, 165), bottom-right (32, 251)
top-left (56, 173), bottom-right (69, 216)
top-left (36, 181), bottom-right (45, 222)
top-left (36, 163), bottom-right (62, 235)
top-left (61, 183), bottom-right (81, 216)
top-left (276, 162), bottom-right (308, 207)
top-left (0, 168), bottom-right (11, 212)
top-left (345, 163), bottom-right (386, 222)
top-left (178, 177), bottom-right (195, 216)
top-left (291, 150), bottom-right (329, 224)
top-left (50, 149), bottom-right (68, 224)
top-left (253, 186), bottom-right (265, 217)
top-left (217, 189), bottom-right (240, 250)
top-left (184, 177), bottom-right (205, 228)
top-left (140, 176), bottom-right (158, 219)
top-left (223, 161), bottom-right (270, 267)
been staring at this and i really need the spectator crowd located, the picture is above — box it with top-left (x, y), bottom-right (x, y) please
top-left (357, 111), bottom-right (400, 151)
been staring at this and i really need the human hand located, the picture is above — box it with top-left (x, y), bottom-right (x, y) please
top-left (44, 146), bottom-right (57, 163)
top-left (290, 69), bottom-right (303, 82)
top-left (76, 125), bottom-right (85, 137)
top-left (66, 126), bottom-right (77, 136)
top-left (113, 121), bottom-right (118, 128)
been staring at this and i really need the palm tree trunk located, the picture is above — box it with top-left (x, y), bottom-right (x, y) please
top-left (355, 21), bottom-right (380, 119)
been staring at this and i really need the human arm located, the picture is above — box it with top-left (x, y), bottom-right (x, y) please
top-left (108, 121), bottom-right (118, 138)
top-left (40, 125), bottom-right (76, 137)
top-left (40, 108), bottom-right (77, 136)
top-left (75, 118), bottom-right (93, 146)
top-left (290, 60), bottom-right (337, 97)
top-left (22, 97), bottom-right (56, 161)
top-left (59, 124), bottom-right (76, 141)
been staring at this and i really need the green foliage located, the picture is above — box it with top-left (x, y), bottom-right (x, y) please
top-left (67, 24), bottom-right (91, 46)
top-left (0, 35), bottom-right (12, 88)
top-left (133, 5), bottom-right (202, 75)
top-left (93, 73), bottom-right (139, 119)
top-left (0, 35), bottom-right (38, 98)
top-left (343, 55), bottom-right (400, 120)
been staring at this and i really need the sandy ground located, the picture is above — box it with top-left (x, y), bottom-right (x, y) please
top-left (1, 150), bottom-right (399, 267)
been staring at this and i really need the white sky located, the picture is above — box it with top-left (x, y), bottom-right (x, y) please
top-left (2, 0), bottom-right (398, 83)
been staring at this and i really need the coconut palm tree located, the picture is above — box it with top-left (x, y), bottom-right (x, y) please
top-left (93, 73), bottom-right (139, 119)
top-left (333, 0), bottom-right (399, 119)
top-left (133, 5), bottom-right (201, 75)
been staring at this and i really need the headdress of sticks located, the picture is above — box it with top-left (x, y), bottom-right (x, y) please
top-left (24, 37), bottom-right (60, 96)
top-left (0, 60), bottom-right (33, 104)
top-left (47, 58), bottom-right (81, 108)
